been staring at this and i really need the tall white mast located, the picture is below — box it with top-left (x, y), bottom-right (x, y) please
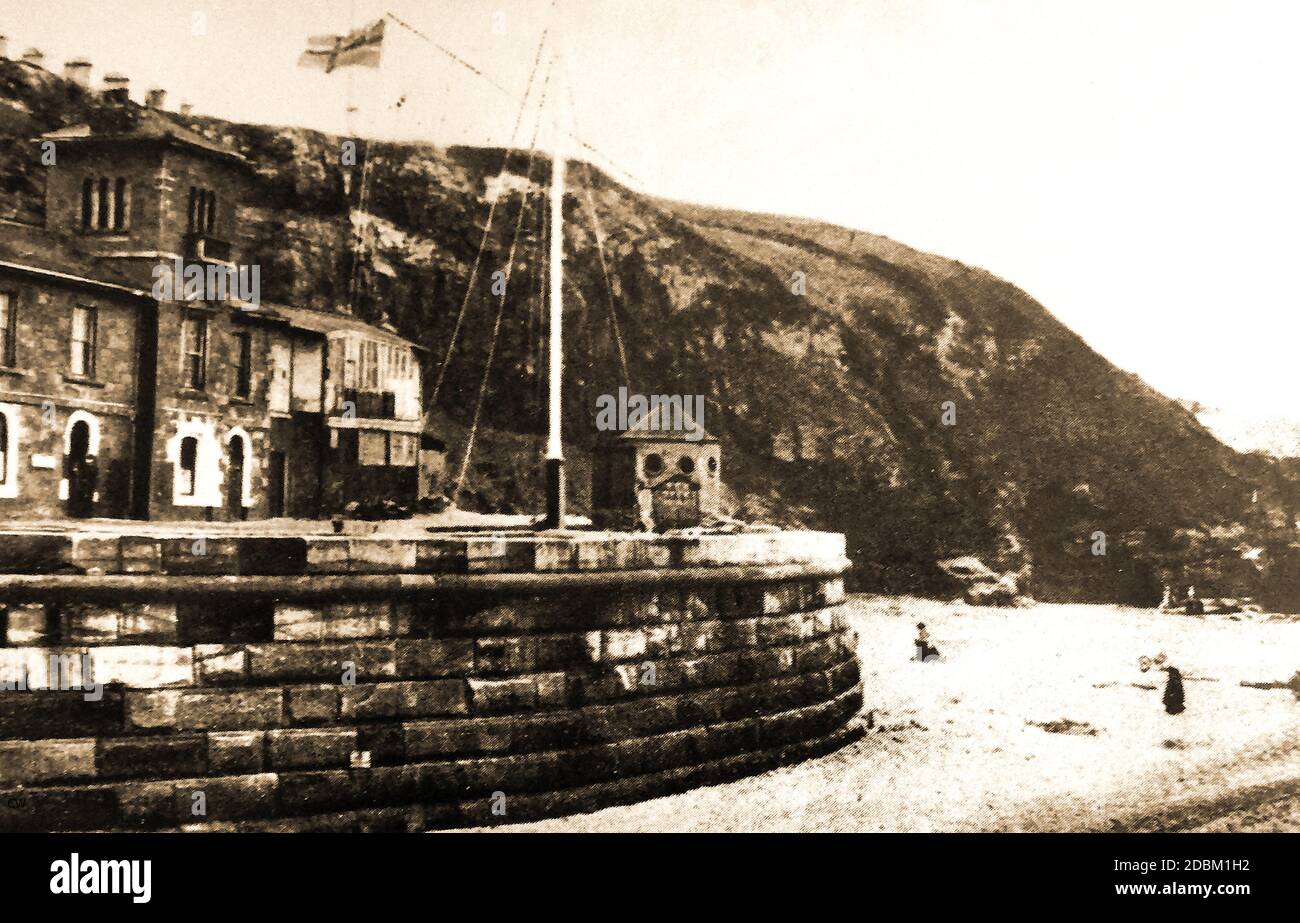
top-left (542, 54), bottom-right (566, 529)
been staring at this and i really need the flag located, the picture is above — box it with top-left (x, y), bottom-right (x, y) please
top-left (298, 18), bottom-right (385, 73)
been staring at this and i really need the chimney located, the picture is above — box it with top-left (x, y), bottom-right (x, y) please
top-left (20, 48), bottom-right (45, 69)
top-left (179, 102), bottom-right (193, 117)
top-left (0, 36), bottom-right (9, 60)
top-left (145, 87), bottom-right (166, 110)
top-left (101, 72), bottom-right (130, 105)
top-left (63, 59), bottom-right (92, 88)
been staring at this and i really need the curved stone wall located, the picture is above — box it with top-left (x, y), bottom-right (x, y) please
top-left (0, 529), bottom-right (862, 831)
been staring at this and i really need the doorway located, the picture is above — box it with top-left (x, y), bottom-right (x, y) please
top-left (267, 451), bottom-right (286, 518)
top-left (66, 419), bottom-right (96, 518)
top-left (227, 436), bottom-right (246, 519)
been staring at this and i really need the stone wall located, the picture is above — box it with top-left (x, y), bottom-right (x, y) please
top-left (0, 530), bottom-right (861, 831)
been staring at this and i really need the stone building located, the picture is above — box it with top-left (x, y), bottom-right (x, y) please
top-left (0, 87), bottom-right (425, 521)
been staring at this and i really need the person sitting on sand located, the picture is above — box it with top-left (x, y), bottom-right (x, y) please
top-left (914, 622), bottom-right (939, 662)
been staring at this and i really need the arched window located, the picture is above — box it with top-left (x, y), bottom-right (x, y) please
top-left (187, 186), bottom-right (198, 232)
top-left (205, 191), bottom-right (216, 233)
top-left (178, 436), bottom-right (198, 496)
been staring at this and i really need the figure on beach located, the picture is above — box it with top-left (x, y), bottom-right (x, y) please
top-left (914, 622), bottom-right (940, 662)
top-left (1161, 664), bottom-right (1186, 715)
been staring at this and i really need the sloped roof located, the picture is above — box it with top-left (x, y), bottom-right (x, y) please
top-left (0, 224), bottom-right (151, 299)
top-left (615, 399), bottom-right (716, 443)
top-left (268, 303), bottom-right (420, 349)
top-left (41, 107), bottom-right (249, 168)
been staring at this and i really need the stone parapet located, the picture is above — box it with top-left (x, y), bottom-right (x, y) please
top-left (0, 529), bottom-right (860, 831)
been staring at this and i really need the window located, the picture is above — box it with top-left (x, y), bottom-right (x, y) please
top-left (81, 178), bottom-right (93, 229)
top-left (390, 433), bottom-right (417, 467)
top-left (188, 186), bottom-right (217, 234)
top-left (643, 453), bottom-right (664, 476)
top-left (234, 331), bottom-right (252, 398)
top-left (363, 340), bottom-right (380, 390)
top-left (96, 177), bottom-right (110, 230)
top-left (80, 176), bottom-right (128, 231)
top-left (70, 305), bottom-right (96, 378)
top-left (113, 177), bottom-right (127, 230)
top-left (678, 456), bottom-right (696, 475)
top-left (0, 411), bottom-right (8, 485)
top-left (0, 293), bottom-right (14, 367)
top-left (358, 430), bottom-right (387, 466)
top-left (183, 314), bottom-right (208, 390)
top-left (178, 436), bottom-right (198, 496)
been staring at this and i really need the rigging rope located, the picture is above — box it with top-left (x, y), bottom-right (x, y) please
top-left (422, 19), bottom-right (552, 415)
top-left (384, 7), bottom-right (645, 191)
top-left (451, 66), bottom-right (551, 499)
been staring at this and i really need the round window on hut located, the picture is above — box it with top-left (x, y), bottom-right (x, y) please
top-left (708, 455), bottom-right (718, 475)
top-left (678, 456), bottom-right (695, 475)
top-left (643, 453), bottom-right (664, 476)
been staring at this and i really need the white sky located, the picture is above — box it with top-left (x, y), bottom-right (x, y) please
top-left (4, 0), bottom-right (1297, 418)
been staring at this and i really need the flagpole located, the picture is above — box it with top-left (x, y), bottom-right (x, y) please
top-left (542, 52), bottom-right (566, 530)
top-left (542, 137), bottom-right (566, 529)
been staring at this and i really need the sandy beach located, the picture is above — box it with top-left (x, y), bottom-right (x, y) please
top-left (471, 595), bottom-right (1300, 832)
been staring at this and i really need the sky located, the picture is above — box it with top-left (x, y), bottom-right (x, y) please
top-left (3, 0), bottom-right (1297, 418)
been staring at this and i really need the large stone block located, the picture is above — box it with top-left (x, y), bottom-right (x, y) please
top-left (236, 538), bottom-right (307, 575)
top-left (160, 537), bottom-right (240, 575)
top-left (304, 538), bottom-right (350, 574)
top-left (194, 644), bottom-right (248, 685)
top-left (394, 639), bottom-right (473, 678)
top-left (126, 687), bottom-right (283, 731)
top-left (0, 534), bottom-right (73, 574)
top-left (246, 641), bottom-right (396, 682)
top-left (0, 688), bottom-right (125, 740)
top-left (117, 602), bottom-right (179, 643)
top-left (0, 738), bottom-right (97, 784)
top-left (96, 734), bottom-right (207, 780)
top-left (207, 731), bottom-right (265, 774)
top-left (268, 728), bottom-right (356, 770)
top-left (88, 645), bottom-right (194, 688)
top-left (347, 539), bottom-right (416, 573)
top-left (474, 636), bottom-right (536, 675)
top-left (340, 683), bottom-right (401, 721)
top-left (4, 604), bottom-right (51, 646)
top-left (287, 685), bottom-right (340, 724)
top-left (274, 601), bottom-right (397, 641)
top-left (70, 536), bottom-right (121, 574)
top-left (176, 773), bottom-right (277, 823)
top-left (468, 677), bottom-right (538, 714)
top-left (398, 679), bottom-right (468, 717)
top-left (119, 537), bottom-right (161, 574)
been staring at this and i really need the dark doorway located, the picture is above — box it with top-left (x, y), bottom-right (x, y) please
top-left (228, 436), bottom-right (246, 519)
top-left (267, 451), bottom-right (286, 518)
top-left (66, 419), bottom-right (96, 518)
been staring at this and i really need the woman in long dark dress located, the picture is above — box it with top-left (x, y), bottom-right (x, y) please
top-left (1162, 666), bottom-right (1186, 715)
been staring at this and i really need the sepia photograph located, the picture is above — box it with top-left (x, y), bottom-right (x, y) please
top-left (0, 0), bottom-right (1294, 904)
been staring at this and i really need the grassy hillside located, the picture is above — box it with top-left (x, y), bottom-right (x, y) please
top-left (2, 58), bottom-right (1295, 603)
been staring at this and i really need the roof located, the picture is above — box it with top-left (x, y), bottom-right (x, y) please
top-left (613, 399), bottom-right (716, 443)
top-left (0, 257), bottom-right (151, 301)
top-left (0, 226), bottom-right (152, 300)
top-left (267, 303), bottom-right (420, 349)
top-left (40, 107), bottom-right (250, 169)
